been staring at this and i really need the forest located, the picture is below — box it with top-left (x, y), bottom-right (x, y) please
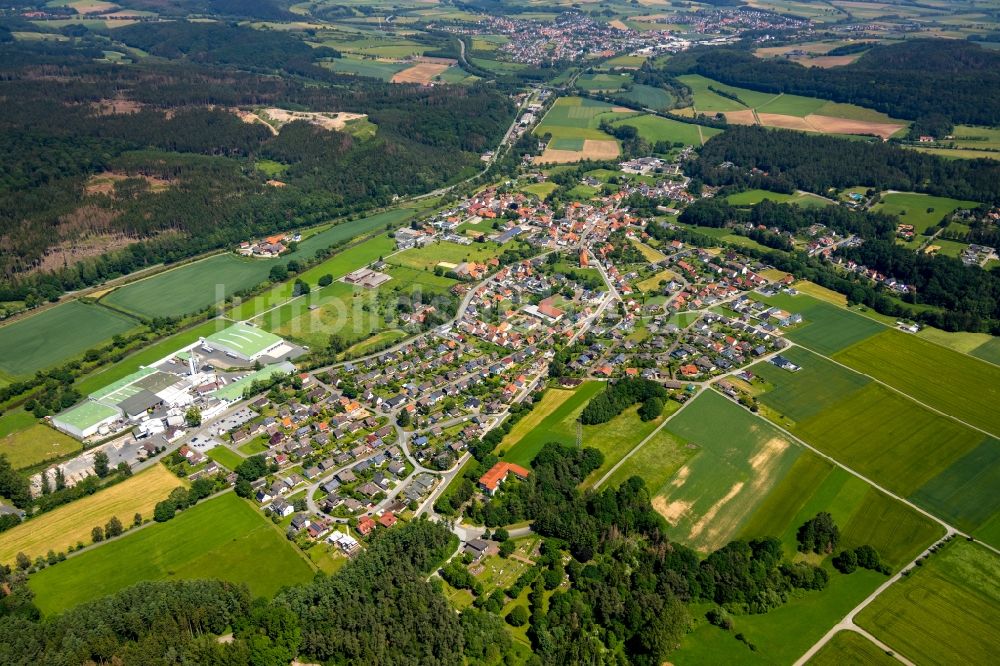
top-left (0, 32), bottom-right (514, 302)
top-left (663, 39), bottom-right (1000, 126)
top-left (687, 126), bottom-right (1000, 204)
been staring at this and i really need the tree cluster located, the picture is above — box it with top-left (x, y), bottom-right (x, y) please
top-left (580, 378), bottom-right (668, 425)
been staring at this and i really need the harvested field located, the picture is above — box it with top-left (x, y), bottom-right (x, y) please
top-left (391, 61), bottom-right (450, 83)
top-left (609, 19), bottom-right (628, 30)
top-left (534, 139), bottom-right (619, 164)
top-left (723, 109), bottom-right (757, 125)
top-left (758, 113), bottom-right (815, 131)
top-left (804, 114), bottom-right (903, 138)
top-left (0, 464), bottom-right (184, 565)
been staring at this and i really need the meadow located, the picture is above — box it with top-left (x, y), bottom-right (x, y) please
top-left (29, 492), bottom-right (314, 614)
top-left (727, 189), bottom-right (833, 208)
top-left (833, 329), bottom-right (1000, 436)
top-left (609, 113), bottom-right (721, 146)
top-left (807, 631), bottom-right (897, 666)
top-left (499, 382), bottom-right (604, 466)
top-left (971, 336), bottom-right (1000, 365)
top-left (323, 55), bottom-right (408, 81)
top-left (205, 445), bottom-right (245, 471)
top-left (388, 239), bottom-right (505, 271)
top-left (599, 426), bottom-right (694, 497)
top-left (872, 192), bottom-right (979, 247)
top-left (0, 300), bottom-right (139, 378)
top-left (0, 464), bottom-right (184, 565)
top-left (575, 72), bottom-right (630, 91)
top-left (656, 391), bottom-right (802, 553)
top-left (675, 74), bottom-right (773, 113)
top-left (533, 96), bottom-right (627, 141)
top-left (0, 423), bottom-right (80, 471)
top-left (617, 84), bottom-right (673, 111)
top-left (856, 540), bottom-right (1000, 665)
top-left (103, 209), bottom-right (414, 318)
top-left (758, 291), bottom-right (883, 355)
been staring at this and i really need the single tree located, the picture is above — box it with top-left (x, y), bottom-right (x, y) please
top-left (93, 451), bottom-right (110, 478)
top-left (91, 526), bottom-right (104, 543)
top-left (105, 516), bottom-right (123, 539)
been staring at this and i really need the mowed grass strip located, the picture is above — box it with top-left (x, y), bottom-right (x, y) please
top-left (807, 631), bottom-right (898, 666)
top-left (500, 382), bottom-right (604, 466)
top-left (758, 292), bottom-right (883, 355)
top-left (0, 423), bottom-right (80, 471)
top-left (750, 346), bottom-right (870, 423)
top-left (856, 540), bottom-right (1000, 665)
top-left (834, 328), bottom-right (1000, 436)
top-left (794, 383), bottom-right (983, 497)
top-left (0, 301), bottom-right (138, 377)
top-left (29, 492), bottom-right (315, 615)
top-left (656, 391), bottom-right (801, 552)
top-left (0, 464), bottom-right (184, 565)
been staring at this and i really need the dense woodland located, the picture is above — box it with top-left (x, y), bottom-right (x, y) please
top-left (664, 39), bottom-right (1000, 126)
top-left (0, 31), bottom-right (514, 302)
top-left (687, 126), bottom-right (1000, 204)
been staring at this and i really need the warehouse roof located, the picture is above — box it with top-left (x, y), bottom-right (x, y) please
top-left (54, 401), bottom-right (120, 431)
top-left (203, 324), bottom-right (283, 358)
top-left (212, 362), bottom-right (295, 401)
top-left (89, 367), bottom-right (157, 402)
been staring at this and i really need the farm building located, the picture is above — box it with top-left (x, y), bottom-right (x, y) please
top-left (201, 323), bottom-right (289, 362)
top-left (51, 401), bottom-right (121, 439)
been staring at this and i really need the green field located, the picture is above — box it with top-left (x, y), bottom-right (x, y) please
top-left (833, 329), bottom-right (1000, 436)
top-left (911, 438), bottom-right (1000, 538)
top-left (872, 192), bottom-right (979, 246)
top-left (856, 540), bottom-right (1000, 665)
top-left (549, 137), bottom-right (585, 150)
top-left (102, 209), bottom-right (414, 318)
top-left (949, 124), bottom-right (1000, 151)
top-left (971, 336), bottom-right (1000, 365)
top-left (600, 425), bottom-right (696, 496)
top-left (758, 292), bottom-right (883, 355)
top-left (29, 493), bottom-right (314, 615)
top-left (575, 72), bottom-right (630, 91)
top-left (500, 382), bottom-right (603, 466)
top-left (656, 391), bottom-right (802, 553)
top-left (617, 84), bottom-right (673, 111)
top-left (0, 301), bottom-right (139, 378)
top-left (755, 92), bottom-right (827, 117)
top-left (750, 346), bottom-right (870, 423)
top-left (388, 239), bottom-right (504, 271)
top-left (323, 55), bottom-right (408, 80)
top-left (0, 423), bottom-right (80, 471)
top-left (610, 113), bottom-right (721, 146)
top-left (727, 189), bottom-right (833, 208)
top-left (676, 74), bottom-right (775, 113)
top-left (534, 96), bottom-right (628, 141)
top-left (520, 181), bottom-right (559, 198)
top-left (205, 445), bottom-right (245, 471)
top-left (807, 631), bottom-right (897, 666)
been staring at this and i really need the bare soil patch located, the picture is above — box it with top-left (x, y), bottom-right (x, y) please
top-left (804, 114), bottom-right (903, 140)
top-left (653, 495), bottom-right (692, 525)
top-left (723, 109), bottom-right (757, 125)
top-left (247, 108), bottom-right (367, 133)
top-left (391, 62), bottom-right (450, 84)
top-left (90, 98), bottom-right (142, 115)
top-left (791, 54), bottom-right (861, 68)
top-left (85, 171), bottom-right (172, 196)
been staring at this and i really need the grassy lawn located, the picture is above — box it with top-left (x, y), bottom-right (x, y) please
top-left (758, 291), bottom-right (883, 355)
top-left (500, 382), bottom-right (604, 466)
top-left (856, 540), bottom-right (1000, 665)
top-left (807, 631), bottom-right (897, 665)
top-left (833, 328), bottom-right (1000, 436)
top-left (205, 445), bottom-right (245, 471)
top-left (0, 301), bottom-right (139, 378)
top-left (636, 267), bottom-right (676, 293)
top-left (0, 423), bottom-right (80, 471)
top-left (520, 181), bottom-right (558, 198)
top-left (610, 113), bottom-right (721, 146)
top-left (29, 492), bottom-right (314, 614)
top-left (0, 464), bottom-right (184, 565)
top-left (656, 391), bottom-right (802, 553)
top-left (388, 240), bottom-right (504, 271)
top-left (238, 439), bottom-right (269, 456)
top-left (872, 192), bottom-right (978, 247)
top-left (727, 189), bottom-right (833, 208)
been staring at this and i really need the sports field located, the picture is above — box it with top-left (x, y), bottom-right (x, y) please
top-left (758, 292), bottom-right (883, 355)
top-left (807, 631), bottom-right (897, 666)
top-left (29, 492), bottom-right (314, 614)
top-left (0, 423), bottom-right (80, 471)
top-left (833, 329), bottom-right (1000, 436)
top-left (610, 113), bottom-right (721, 146)
top-left (856, 540), bottom-right (1000, 665)
top-left (102, 209), bottom-right (414, 318)
top-left (0, 301), bottom-right (138, 378)
top-left (0, 464), bottom-right (184, 565)
top-left (656, 391), bottom-right (801, 552)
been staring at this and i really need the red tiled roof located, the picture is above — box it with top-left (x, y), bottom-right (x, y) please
top-left (479, 462), bottom-right (531, 492)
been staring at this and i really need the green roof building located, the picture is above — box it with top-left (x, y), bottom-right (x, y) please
top-left (51, 401), bottom-right (121, 439)
top-left (202, 323), bottom-right (287, 361)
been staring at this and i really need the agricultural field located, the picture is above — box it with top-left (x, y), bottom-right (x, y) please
top-left (655, 391), bottom-right (802, 553)
top-left (499, 382), bottom-right (603, 466)
top-left (609, 113), bottom-right (722, 146)
top-left (616, 84), bottom-right (673, 111)
top-left (575, 72), bottom-right (630, 91)
top-left (727, 189), bottom-right (833, 208)
top-left (323, 56), bottom-right (409, 81)
top-left (757, 291), bottom-right (883, 355)
top-left (29, 492), bottom-right (314, 614)
top-left (807, 631), bottom-right (897, 666)
top-left (872, 192), bottom-right (979, 247)
top-left (388, 239), bottom-right (505, 271)
top-left (0, 464), bottom-right (184, 565)
top-left (856, 540), bottom-right (1000, 665)
top-left (533, 97), bottom-right (629, 163)
top-left (0, 423), bottom-right (81, 471)
top-left (833, 328), bottom-right (1000, 436)
top-left (599, 425), bottom-right (694, 496)
top-left (520, 181), bottom-right (559, 198)
top-left (910, 437), bottom-right (1000, 539)
top-left (0, 300), bottom-right (139, 378)
top-left (970, 336), bottom-right (1000, 365)
top-left (676, 74), bottom-right (775, 113)
top-left (103, 208), bottom-right (414, 319)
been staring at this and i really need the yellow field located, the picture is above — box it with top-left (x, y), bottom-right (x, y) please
top-left (794, 280), bottom-right (847, 306)
top-left (630, 238), bottom-right (667, 263)
top-left (0, 464), bottom-right (186, 565)
top-left (760, 268), bottom-right (790, 281)
top-left (637, 268), bottom-right (677, 293)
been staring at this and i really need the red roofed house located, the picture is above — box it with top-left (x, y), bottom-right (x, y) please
top-left (357, 515), bottom-right (376, 536)
top-left (479, 462), bottom-right (531, 496)
top-left (378, 511), bottom-right (397, 528)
